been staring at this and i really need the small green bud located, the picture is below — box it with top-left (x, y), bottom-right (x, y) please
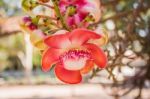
top-left (85, 14), bottom-right (95, 22)
top-left (67, 5), bottom-right (77, 16)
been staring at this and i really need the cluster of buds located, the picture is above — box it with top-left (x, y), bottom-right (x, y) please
top-left (21, 0), bottom-right (109, 84)
top-left (20, 0), bottom-right (106, 50)
top-left (21, 0), bottom-right (101, 31)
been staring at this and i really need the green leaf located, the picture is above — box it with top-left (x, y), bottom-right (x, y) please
top-left (0, 0), bottom-right (5, 7)
top-left (22, 0), bottom-right (39, 12)
top-left (32, 16), bottom-right (40, 24)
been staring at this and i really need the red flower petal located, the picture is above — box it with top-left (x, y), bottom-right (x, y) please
top-left (84, 43), bottom-right (107, 68)
top-left (55, 64), bottom-right (82, 84)
top-left (69, 29), bottom-right (101, 45)
top-left (80, 60), bottom-right (94, 74)
top-left (42, 48), bottom-right (63, 72)
top-left (44, 33), bottom-right (71, 49)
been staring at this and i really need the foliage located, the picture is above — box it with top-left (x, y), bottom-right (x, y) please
top-left (0, 34), bottom-right (24, 71)
top-left (0, 0), bottom-right (23, 16)
top-left (93, 0), bottom-right (150, 98)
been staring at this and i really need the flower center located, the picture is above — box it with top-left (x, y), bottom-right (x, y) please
top-left (59, 50), bottom-right (91, 70)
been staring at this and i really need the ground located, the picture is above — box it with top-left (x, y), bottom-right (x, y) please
top-left (0, 84), bottom-right (150, 99)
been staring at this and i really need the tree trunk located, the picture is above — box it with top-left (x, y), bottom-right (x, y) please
top-left (24, 33), bottom-right (33, 83)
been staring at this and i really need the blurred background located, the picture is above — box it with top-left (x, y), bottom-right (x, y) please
top-left (0, 0), bottom-right (150, 99)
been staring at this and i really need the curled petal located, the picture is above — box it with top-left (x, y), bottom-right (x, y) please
top-left (20, 24), bottom-right (47, 50)
top-left (96, 28), bottom-right (109, 45)
top-left (44, 33), bottom-right (71, 49)
top-left (80, 60), bottom-right (94, 74)
top-left (32, 39), bottom-right (47, 50)
top-left (90, 29), bottom-right (109, 46)
top-left (69, 29), bottom-right (101, 45)
top-left (30, 32), bottom-right (47, 50)
top-left (55, 64), bottom-right (82, 84)
top-left (84, 43), bottom-right (107, 68)
top-left (20, 24), bottom-right (32, 34)
top-left (42, 48), bottom-right (63, 72)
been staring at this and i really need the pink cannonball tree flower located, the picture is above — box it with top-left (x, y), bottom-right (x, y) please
top-left (42, 28), bottom-right (107, 84)
top-left (58, 0), bottom-right (101, 28)
top-left (21, 0), bottom-right (108, 84)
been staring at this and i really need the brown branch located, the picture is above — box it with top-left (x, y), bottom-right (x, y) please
top-left (91, 2), bottom-right (149, 27)
top-left (101, 0), bottom-right (120, 6)
top-left (0, 31), bottom-right (20, 38)
top-left (0, 16), bottom-right (23, 37)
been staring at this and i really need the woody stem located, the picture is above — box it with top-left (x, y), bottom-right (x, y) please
top-left (52, 0), bottom-right (70, 31)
